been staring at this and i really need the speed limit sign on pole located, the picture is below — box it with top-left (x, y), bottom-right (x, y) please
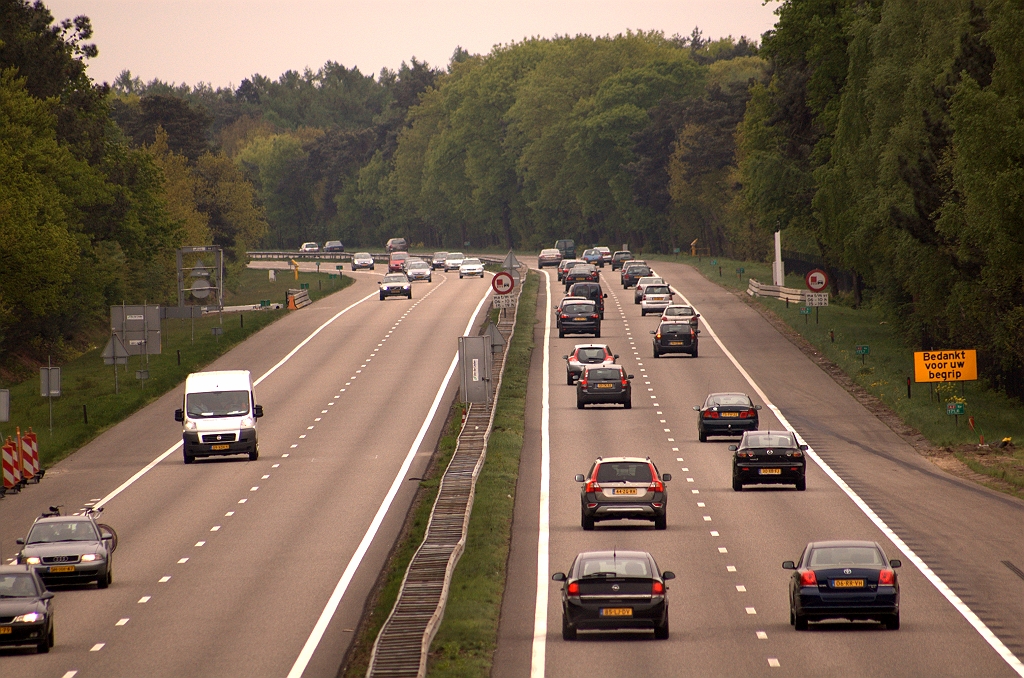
top-left (805, 269), bottom-right (829, 292)
top-left (492, 271), bottom-right (515, 295)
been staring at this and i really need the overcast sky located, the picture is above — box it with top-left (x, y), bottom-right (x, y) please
top-left (47, 0), bottom-right (782, 88)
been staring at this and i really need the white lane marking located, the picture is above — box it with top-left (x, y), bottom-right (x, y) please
top-left (287, 275), bottom-right (495, 678)
top-left (768, 658), bottom-right (780, 667)
top-left (225, 512), bottom-right (234, 516)
top-left (238, 499), bottom-right (247, 504)
top-left (195, 541), bottom-right (205, 547)
top-left (282, 454), bottom-right (289, 458)
top-left (262, 474), bottom-right (270, 479)
top-left (299, 435), bottom-right (307, 439)
top-left (736, 585), bottom-right (746, 592)
top-left (272, 464), bottom-right (280, 468)
top-left (138, 596), bottom-right (150, 603)
top-left (92, 288), bottom-right (380, 510)
top-left (250, 486), bottom-right (259, 491)
top-left (710, 531), bottom-right (720, 537)
top-left (703, 516), bottom-right (712, 521)
top-left (116, 618), bottom-right (129, 626)
top-left (531, 269), bottom-right (552, 677)
top-left (697, 502), bottom-right (705, 507)
top-left (90, 644), bottom-right (105, 651)
top-left (686, 478), bottom-right (694, 483)
top-left (691, 489), bottom-right (700, 494)
top-left (746, 607), bottom-right (757, 615)
top-left (61, 672), bottom-right (78, 678)
top-left (291, 444), bottom-right (298, 448)
top-left (757, 631), bottom-right (768, 640)
top-left (727, 566), bottom-right (737, 572)
top-left (159, 576), bottom-right (170, 583)
top-left (177, 558), bottom-right (189, 564)
top-left (718, 548), bottom-right (728, 554)
top-left (670, 284), bottom-right (1024, 675)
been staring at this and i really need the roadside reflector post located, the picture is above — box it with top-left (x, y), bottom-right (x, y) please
top-left (907, 377), bottom-right (912, 399)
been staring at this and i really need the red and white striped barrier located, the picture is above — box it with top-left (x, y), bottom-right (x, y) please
top-left (2, 436), bottom-right (21, 494)
top-left (26, 428), bottom-right (41, 481)
top-left (18, 427), bottom-right (39, 482)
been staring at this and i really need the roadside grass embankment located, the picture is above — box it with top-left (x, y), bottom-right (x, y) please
top-left (665, 253), bottom-right (1024, 498)
top-left (0, 268), bottom-right (351, 469)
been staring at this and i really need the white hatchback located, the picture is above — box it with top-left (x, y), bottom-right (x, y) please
top-left (640, 285), bottom-right (674, 315)
top-left (459, 258), bottom-right (485, 278)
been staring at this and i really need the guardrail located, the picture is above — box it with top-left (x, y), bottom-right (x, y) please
top-left (366, 264), bottom-right (526, 678)
top-left (747, 278), bottom-right (807, 303)
top-left (246, 252), bottom-right (507, 266)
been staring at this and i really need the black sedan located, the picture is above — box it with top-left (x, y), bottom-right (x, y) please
top-left (564, 264), bottom-right (598, 288)
top-left (620, 262), bottom-right (651, 288)
top-left (784, 540), bottom-right (902, 630)
top-left (0, 566), bottom-right (54, 653)
top-left (553, 550), bottom-right (674, 640)
top-left (730, 430), bottom-right (807, 491)
top-left (651, 322), bottom-right (699, 358)
top-left (379, 273), bottom-right (412, 300)
top-left (577, 365), bottom-right (631, 408)
top-left (557, 300), bottom-right (601, 338)
top-left (693, 392), bottom-right (761, 442)
top-left (575, 456), bottom-right (671, 530)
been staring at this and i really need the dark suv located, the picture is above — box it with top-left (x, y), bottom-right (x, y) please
top-left (555, 239), bottom-right (576, 259)
top-left (611, 251), bottom-right (633, 270)
top-left (621, 262), bottom-right (651, 288)
top-left (557, 300), bottom-right (600, 338)
top-left (651, 321), bottom-right (699, 357)
top-left (576, 365), bottom-right (632, 408)
top-left (574, 457), bottom-right (671, 529)
top-left (567, 282), bottom-right (607, 319)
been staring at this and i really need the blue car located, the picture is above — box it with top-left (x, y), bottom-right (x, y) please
top-left (581, 248), bottom-right (604, 267)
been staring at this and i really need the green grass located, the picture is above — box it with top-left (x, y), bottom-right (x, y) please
top-left (427, 270), bottom-right (538, 676)
top-left (224, 265), bottom-right (350, 305)
top-left (341, 401), bottom-right (467, 678)
top-left (0, 270), bottom-right (352, 468)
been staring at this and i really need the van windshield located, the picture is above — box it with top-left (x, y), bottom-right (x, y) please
top-left (187, 390), bottom-right (250, 418)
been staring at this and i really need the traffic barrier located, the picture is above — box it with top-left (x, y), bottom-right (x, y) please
top-left (18, 428), bottom-right (33, 482)
top-left (23, 428), bottom-right (41, 482)
top-left (286, 289), bottom-right (312, 310)
top-left (2, 437), bottom-right (20, 494)
top-left (746, 278), bottom-right (806, 303)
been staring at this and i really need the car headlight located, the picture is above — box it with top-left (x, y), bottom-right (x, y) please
top-left (25, 556), bottom-right (41, 565)
top-left (240, 416), bottom-right (255, 428)
top-left (184, 419), bottom-right (197, 431)
top-left (403, 285), bottom-right (410, 290)
top-left (13, 612), bottom-right (43, 623)
top-left (81, 553), bottom-right (101, 562)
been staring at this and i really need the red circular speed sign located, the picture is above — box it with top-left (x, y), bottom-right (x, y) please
top-left (492, 271), bottom-right (515, 295)
top-left (805, 269), bottom-right (829, 292)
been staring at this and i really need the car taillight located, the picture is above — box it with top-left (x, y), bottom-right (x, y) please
top-left (878, 570), bottom-right (895, 586)
top-left (792, 450), bottom-right (803, 457)
top-left (655, 333), bottom-right (662, 340)
top-left (736, 452), bottom-right (748, 458)
top-left (585, 480), bottom-right (601, 493)
top-left (648, 479), bottom-right (664, 493)
top-left (568, 582), bottom-right (579, 595)
top-left (799, 571), bottom-right (817, 587)
top-left (652, 581), bottom-right (664, 595)
top-left (590, 314), bottom-right (599, 319)
top-left (560, 314), bottom-right (568, 319)
top-left (580, 379), bottom-right (588, 388)
top-left (704, 411), bottom-right (719, 419)
top-left (621, 377), bottom-right (629, 387)
top-left (739, 409), bottom-right (757, 419)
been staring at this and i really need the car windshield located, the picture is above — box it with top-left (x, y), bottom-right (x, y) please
top-left (563, 304), bottom-right (595, 314)
top-left (462, 258), bottom-right (481, 266)
top-left (27, 520), bottom-right (99, 544)
top-left (665, 306), bottom-right (695, 316)
top-left (433, 252), bottom-right (448, 258)
top-left (408, 262), bottom-right (428, 269)
top-left (808, 547), bottom-right (884, 568)
top-left (576, 348), bottom-right (608, 363)
top-left (742, 433), bottom-right (795, 448)
top-left (383, 275), bottom-right (407, 283)
top-left (587, 368), bottom-right (622, 381)
top-left (580, 556), bottom-right (652, 578)
top-left (390, 252), bottom-right (408, 260)
top-left (186, 390), bottom-right (249, 418)
top-left (626, 266), bottom-right (650, 274)
top-left (356, 253), bottom-right (371, 258)
top-left (712, 394), bottom-right (752, 407)
top-left (0, 573), bottom-right (38, 597)
top-left (596, 462), bottom-right (652, 483)
top-left (645, 286), bottom-right (671, 295)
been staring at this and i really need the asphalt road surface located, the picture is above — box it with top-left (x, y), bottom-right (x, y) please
top-left (0, 267), bottom-right (494, 677)
top-left (495, 260), bottom-right (1024, 677)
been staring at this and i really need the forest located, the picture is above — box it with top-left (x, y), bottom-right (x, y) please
top-left (1, 0), bottom-right (1022, 395)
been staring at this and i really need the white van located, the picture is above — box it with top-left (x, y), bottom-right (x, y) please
top-left (174, 370), bottom-right (263, 464)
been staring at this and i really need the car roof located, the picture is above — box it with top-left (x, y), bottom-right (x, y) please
top-left (185, 370), bottom-right (251, 392)
top-left (806, 540), bottom-right (882, 550)
top-left (560, 296), bottom-right (587, 302)
top-left (709, 392), bottom-right (750, 397)
top-left (593, 456), bottom-right (652, 463)
top-left (573, 344), bottom-right (610, 350)
top-left (355, 252), bottom-right (371, 256)
top-left (575, 550), bottom-right (653, 560)
top-left (32, 516), bottom-right (96, 525)
top-left (570, 282), bottom-right (600, 288)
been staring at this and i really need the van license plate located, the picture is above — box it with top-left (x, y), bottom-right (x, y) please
top-left (211, 444), bottom-right (230, 451)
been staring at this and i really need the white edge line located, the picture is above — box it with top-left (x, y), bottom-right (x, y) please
top-left (94, 288), bottom-right (381, 509)
top-left (671, 283), bottom-right (1024, 676)
top-left (530, 269), bottom-right (551, 677)
top-left (286, 275), bottom-right (494, 678)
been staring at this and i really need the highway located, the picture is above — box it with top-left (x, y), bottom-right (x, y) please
top-left (494, 259), bottom-right (1024, 677)
top-left (0, 267), bottom-right (494, 677)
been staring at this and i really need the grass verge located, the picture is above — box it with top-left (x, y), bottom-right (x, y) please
top-left (0, 269), bottom-right (352, 468)
top-left (671, 254), bottom-right (1024, 497)
top-left (426, 270), bottom-right (538, 676)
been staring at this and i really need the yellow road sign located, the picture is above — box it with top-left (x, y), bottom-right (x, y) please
top-left (914, 350), bottom-right (977, 382)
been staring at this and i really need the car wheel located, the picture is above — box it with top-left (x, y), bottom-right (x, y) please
top-left (407, 292), bottom-right (413, 299)
top-left (559, 330), bottom-right (565, 338)
top-left (249, 448), bottom-right (259, 461)
top-left (428, 276), bottom-right (432, 282)
top-left (97, 564), bottom-right (111, 589)
top-left (594, 329), bottom-right (601, 338)
top-left (38, 627), bottom-right (50, 653)
top-left (623, 398), bottom-right (631, 409)
top-left (576, 397), bottom-right (585, 410)
top-left (581, 514), bottom-right (595, 531)
top-left (562, 614), bottom-right (577, 641)
top-left (183, 451), bottom-right (194, 464)
top-left (794, 613), bottom-right (808, 631)
top-left (600, 312), bottom-right (604, 320)
top-left (654, 515), bottom-right (666, 530)
top-left (459, 274), bottom-right (463, 278)
top-left (795, 477), bottom-right (806, 491)
top-left (790, 608), bottom-right (796, 626)
top-left (566, 372), bottom-right (574, 386)
top-left (351, 266), bottom-right (356, 271)
top-left (634, 298), bottom-right (640, 305)
top-left (640, 309), bottom-right (646, 316)
top-left (370, 265), bottom-right (374, 270)
top-left (653, 347), bottom-right (660, 358)
top-left (379, 293), bottom-right (385, 301)
top-left (732, 476), bottom-right (742, 492)
top-left (698, 430), bottom-right (707, 443)
top-left (885, 613), bottom-right (900, 630)
top-left (654, 617), bottom-right (669, 640)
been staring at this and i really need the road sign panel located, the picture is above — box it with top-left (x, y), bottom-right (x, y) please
top-left (492, 294), bottom-right (516, 309)
top-left (855, 345), bottom-right (870, 355)
top-left (799, 307), bottom-right (812, 315)
top-left (946, 402), bottom-right (965, 415)
top-left (914, 350), bottom-right (978, 383)
top-left (806, 269), bottom-right (828, 292)
top-left (804, 292), bottom-right (829, 307)
top-left (492, 271), bottom-right (515, 295)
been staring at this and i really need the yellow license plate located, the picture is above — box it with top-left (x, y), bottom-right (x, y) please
top-left (613, 488), bottom-right (638, 495)
top-left (596, 383), bottom-right (614, 389)
top-left (211, 444), bottom-right (230, 451)
top-left (573, 317), bottom-right (586, 321)
top-left (669, 341), bottom-right (683, 345)
top-left (833, 579), bottom-right (865, 588)
top-left (49, 565), bottom-right (75, 573)
top-left (0, 627), bottom-right (12, 634)
top-left (759, 468), bottom-right (782, 475)
top-left (721, 412), bottom-right (739, 417)
top-left (600, 608), bottom-right (633, 617)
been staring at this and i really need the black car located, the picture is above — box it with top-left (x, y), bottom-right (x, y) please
top-left (567, 282), bottom-right (607, 319)
top-left (575, 457), bottom-right (671, 530)
top-left (430, 252), bottom-right (449, 270)
top-left (784, 541), bottom-right (902, 630)
top-left (651, 321), bottom-right (699, 358)
top-left (693, 392), bottom-right (761, 442)
top-left (385, 237), bottom-right (408, 253)
top-left (553, 550), bottom-right (674, 640)
top-left (379, 273), bottom-right (412, 300)
top-left (576, 365), bottom-right (631, 408)
top-left (557, 259), bottom-right (585, 282)
top-left (557, 300), bottom-right (600, 338)
top-left (323, 240), bottom-right (345, 252)
top-left (17, 512), bottom-right (116, 589)
top-left (564, 264), bottom-right (598, 289)
top-left (730, 430), bottom-right (807, 491)
top-left (0, 566), bottom-right (54, 653)
top-left (621, 262), bottom-right (651, 288)
top-left (611, 251), bottom-right (633, 270)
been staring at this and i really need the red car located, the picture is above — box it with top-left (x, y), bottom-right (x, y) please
top-left (388, 251), bottom-right (409, 273)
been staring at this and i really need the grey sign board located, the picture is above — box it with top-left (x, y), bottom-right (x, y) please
top-left (0, 389), bottom-right (9, 423)
top-left (40, 367), bottom-right (61, 397)
top-left (101, 336), bottom-right (129, 365)
top-left (459, 336), bottom-right (492, 404)
top-left (111, 305), bottom-right (162, 355)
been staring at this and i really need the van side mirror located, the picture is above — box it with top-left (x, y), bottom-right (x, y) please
top-left (174, 409), bottom-right (184, 422)
top-left (728, 445), bottom-right (737, 451)
top-left (551, 572), bottom-right (567, 582)
top-left (254, 405), bottom-right (264, 418)
top-left (16, 538), bottom-right (24, 545)
top-left (696, 329), bottom-right (701, 334)
top-left (662, 571), bottom-right (675, 580)
top-left (889, 559), bottom-right (902, 569)
top-left (782, 561), bottom-right (796, 570)
top-left (695, 313), bottom-right (700, 317)
top-left (662, 473), bottom-right (672, 481)
top-left (574, 474), bottom-right (586, 483)
top-left (692, 406), bottom-right (700, 411)
top-left (799, 444), bottom-right (808, 451)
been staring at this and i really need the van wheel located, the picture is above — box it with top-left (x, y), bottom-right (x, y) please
top-left (623, 398), bottom-right (631, 409)
top-left (183, 451), bottom-right (194, 464)
top-left (249, 448), bottom-right (259, 461)
top-left (559, 330), bottom-right (565, 338)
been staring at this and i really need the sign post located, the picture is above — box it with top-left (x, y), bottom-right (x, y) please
top-left (947, 401), bottom-right (965, 426)
top-left (40, 360), bottom-right (60, 434)
top-left (855, 345), bottom-right (870, 365)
